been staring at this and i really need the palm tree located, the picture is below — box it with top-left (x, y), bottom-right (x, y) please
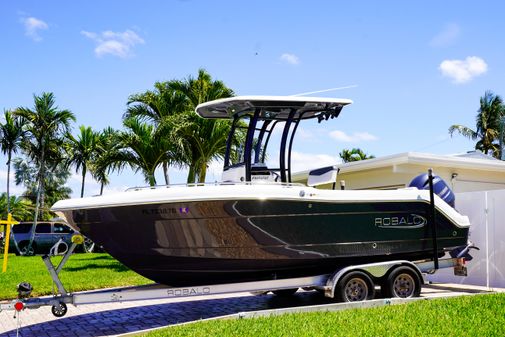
top-left (125, 82), bottom-right (187, 185)
top-left (449, 91), bottom-right (505, 158)
top-left (175, 113), bottom-right (235, 183)
top-left (14, 157), bottom-right (72, 220)
top-left (91, 127), bottom-right (120, 195)
top-left (169, 68), bottom-right (234, 107)
top-left (0, 192), bottom-right (34, 255)
top-left (168, 69), bottom-right (235, 183)
top-left (14, 92), bottom-right (75, 252)
top-left (0, 110), bottom-right (24, 238)
top-left (98, 117), bottom-right (175, 186)
top-left (0, 193), bottom-right (34, 221)
top-left (65, 126), bottom-right (98, 197)
top-left (339, 148), bottom-right (375, 163)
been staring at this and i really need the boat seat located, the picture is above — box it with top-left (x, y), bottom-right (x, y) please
top-left (307, 166), bottom-right (338, 187)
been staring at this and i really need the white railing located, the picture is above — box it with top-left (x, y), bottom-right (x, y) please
top-left (125, 181), bottom-right (305, 192)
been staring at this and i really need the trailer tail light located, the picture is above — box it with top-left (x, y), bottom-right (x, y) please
top-left (14, 301), bottom-right (24, 312)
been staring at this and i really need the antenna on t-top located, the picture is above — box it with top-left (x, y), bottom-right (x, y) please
top-left (291, 85), bottom-right (358, 97)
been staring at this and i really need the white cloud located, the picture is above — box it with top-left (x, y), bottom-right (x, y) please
top-left (20, 16), bottom-right (48, 41)
top-left (81, 29), bottom-right (145, 58)
top-left (289, 151), bottom-right (336, 172)
top-left (296, 127), bottom-right (314, 140)
top-left (430, 23), bottom-right (460, 47)
top-left (280, 53), bottom-right (300, 65)
top-left (329, 130), bottom-right (378, 142)
top-left (439, 56), bottom-right (488, 84)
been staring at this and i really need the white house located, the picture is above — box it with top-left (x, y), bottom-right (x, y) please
top-left (292, 151), bottom-right (505, 192)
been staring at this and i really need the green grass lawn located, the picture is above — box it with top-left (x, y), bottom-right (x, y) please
top-left (0, 253), bottom-right (152, 300)
top-left (144, 293), bottom-right (505, 337)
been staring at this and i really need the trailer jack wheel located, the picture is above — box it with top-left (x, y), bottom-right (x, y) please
top-left (51, 302), bottom-right (67, 317)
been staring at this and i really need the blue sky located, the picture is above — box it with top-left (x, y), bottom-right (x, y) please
top-left (1, 1), bottom-right (505, 197)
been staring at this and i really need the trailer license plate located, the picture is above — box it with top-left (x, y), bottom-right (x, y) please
top-left (454, 265), bottom-right (467, 277)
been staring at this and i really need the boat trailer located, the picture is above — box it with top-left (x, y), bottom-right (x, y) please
top-left (0, 236), bottom-right (472, 318)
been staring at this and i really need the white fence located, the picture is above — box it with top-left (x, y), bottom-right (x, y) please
top-left (427, 189), bottom-right (505, 288)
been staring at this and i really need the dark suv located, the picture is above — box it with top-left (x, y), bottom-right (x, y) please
top-left (10, 221), bottom-right (93, 255)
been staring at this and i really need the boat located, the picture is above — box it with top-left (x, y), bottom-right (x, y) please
top-left (51, 96), bottom-right (470, 286)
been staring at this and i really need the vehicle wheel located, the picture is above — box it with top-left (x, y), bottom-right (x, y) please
top-left (51, 302), bottom-right (68, 317)
top-left (272, 288), bottom-right (298, 296)
top-left (335, 271), bottom-right (374, 302)
top-left (382, 266), bottom-right (421, 299)
top-left (83, 238), bottom-right (95, 253)
top-left (18, 241), bottom-right (35, 256)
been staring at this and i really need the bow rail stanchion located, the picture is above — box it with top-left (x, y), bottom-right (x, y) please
top-left (1, 213), bottom-right (20, 273)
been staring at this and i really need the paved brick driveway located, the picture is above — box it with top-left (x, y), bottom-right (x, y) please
top-left (0, 291), bottom-right (335, 337)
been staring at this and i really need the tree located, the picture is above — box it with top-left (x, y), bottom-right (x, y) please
top-left (14, 92), bottom-right (75, 252)
top-left (449, 91), bottom-right (505, 158)
top-left (175, 113), bottom-right (236, 183)
top-left (125, 83), bottom-right (187, 185)
top-left (91, 127), bottom-right (120, 195)
top-left (97, 117), bottom-right (175, 186)
top-left (168, 69), bottom-right (235, 183)
top-left (0, 193), bottom-right (34, 221)
top-left (65, 126), bottom-right (98, 197)
top-left (14, 158), bottom-right (72, 220)
top-left (0, 193), bottom-right (34, 254)
top-left (0, 110), bottom-right (24, 238)
top-left (339, 148), bottom-right (375, 163)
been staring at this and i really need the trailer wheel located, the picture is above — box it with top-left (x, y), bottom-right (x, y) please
top-left (336, 271), bottom-right (374, 302)
top-left (382, 266), bottom-right (421, 298)
top-left (272, 288), bottom-right (298, 296)
top-left (51, 302), bottom-right (68, 317)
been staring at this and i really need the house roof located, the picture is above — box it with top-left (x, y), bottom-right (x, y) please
top-left (293, 151), bottom-right (505, 179)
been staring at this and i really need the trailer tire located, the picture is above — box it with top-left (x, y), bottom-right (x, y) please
top-left (335, 271), bottom-right (374, 302)
top-left (382, 266), bottom-right (421, 299)
top-left (51, 302), bottom-right (68, 317)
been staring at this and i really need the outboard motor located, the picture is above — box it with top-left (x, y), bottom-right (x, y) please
top-left (409, 173), bottom-right (455, 208)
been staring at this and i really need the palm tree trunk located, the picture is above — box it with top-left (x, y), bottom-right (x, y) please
top-left (148, 172), bottom-right (156, 187)
top-left (100, 182), bottom-right (104, 195)
top-left (80, 166), bottom-right (87, 198)
top-left (27, 145), bottom-right (46, 254)
top-left (163, 162), bottom-right (170, 185)
top-left (6, 151), bottom-right (11, 213)
top-left (187, 166), bottom-right (196, 184)
top-left (198, 163), bottom-right (207, 183)
top-left (3, 152), bottom-right (11, 240)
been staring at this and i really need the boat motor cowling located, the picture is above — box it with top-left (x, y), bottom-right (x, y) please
top-left (408, 173), bottom-right (455, 207)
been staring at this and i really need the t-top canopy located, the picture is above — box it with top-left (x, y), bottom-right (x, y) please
top-left (195, 96), bottom-right (353, 120)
